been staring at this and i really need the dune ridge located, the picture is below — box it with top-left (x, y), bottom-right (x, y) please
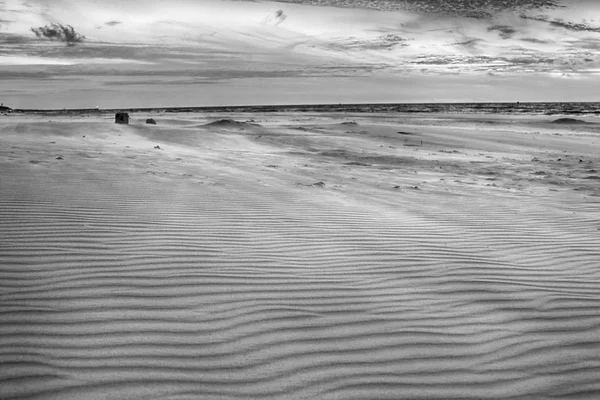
top-left (1, 113), bottom-right (600, 399)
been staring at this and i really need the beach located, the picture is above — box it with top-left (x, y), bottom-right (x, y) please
top-left (1, 111), bottom-right (600, 399)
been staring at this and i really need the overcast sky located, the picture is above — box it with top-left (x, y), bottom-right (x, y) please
top-left (1, 0), bottom-right (600, 108)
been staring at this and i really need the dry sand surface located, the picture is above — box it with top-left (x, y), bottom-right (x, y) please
top-left (1, 111), bottom-right (600, 399)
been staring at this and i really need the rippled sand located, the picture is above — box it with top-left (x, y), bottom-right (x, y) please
top-left (1, 112), bottom-right (600, 399)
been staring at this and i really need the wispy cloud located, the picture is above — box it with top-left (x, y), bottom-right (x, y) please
top-left (103, 20), bottom-right (121, 27)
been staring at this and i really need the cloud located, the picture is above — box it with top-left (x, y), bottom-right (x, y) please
top-left (451, 38), bottom-right (483, 48)
top-left (520, 15), bottom-right (600, 33)
top-left (488, 25), bottom-right (517, 39)
top-left (31, 23), bottom-right (85, 45)
top-left (3, 0), bottom-right (600, 107)
top-left (265, 0), bottom-right (563, 17)
top-left (520, 37), bottom-right (551, 44)
top-left (0, 33), bottom-right (32, 44)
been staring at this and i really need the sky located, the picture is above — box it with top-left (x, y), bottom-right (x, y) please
top-left (1, 0), bottom-right (600, 108)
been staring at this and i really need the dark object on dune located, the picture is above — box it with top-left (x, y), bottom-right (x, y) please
top-left (0, 104), bottom-right (12, 113)
top-left (205, 119), bottom-right (260, 127)
top-left (146, 118), bottom-right (156, 125)
top-left (397, 131), bottom-right (415, 135)
top-left (154, 145), bottom-right (161, 149)
top-left (115, 112), bottom-right (129, 124)
top-left (552, 118), bottom-right (587, 124)
top-left (341, 121), bottom-right (358, 125)
top-left (206, 119), bottom-right (242, 126)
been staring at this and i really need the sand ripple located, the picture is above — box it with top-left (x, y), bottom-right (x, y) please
top-left (1, 117), bottom-right (600, 399)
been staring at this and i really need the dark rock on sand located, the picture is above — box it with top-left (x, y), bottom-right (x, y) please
top-left (115, 112), bottom-right (129, 124)
top-left (146, 118), bottom-right (157, 125)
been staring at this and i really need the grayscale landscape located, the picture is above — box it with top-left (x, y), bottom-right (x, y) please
top-left (1, 1), bottom-right (600, 399)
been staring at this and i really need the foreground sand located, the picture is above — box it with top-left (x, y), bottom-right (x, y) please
top-left (1, 112), bottom-right (599, 399)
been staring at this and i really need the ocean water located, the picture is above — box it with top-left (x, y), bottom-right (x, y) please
top-left (12, 102), bottom-right (600, 115)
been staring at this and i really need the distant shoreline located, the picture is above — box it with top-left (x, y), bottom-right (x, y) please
top-left (5, 101), bottom-right (600, 116)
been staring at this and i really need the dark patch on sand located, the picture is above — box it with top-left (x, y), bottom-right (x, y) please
top-left (345, 161), bottom-right (371, 166)
top-left (552, 118), bottom-right (588, 124)
top-left (205, 119), bottom-right (261, 127)
top-left (319, 149), bottom-right (417, 167)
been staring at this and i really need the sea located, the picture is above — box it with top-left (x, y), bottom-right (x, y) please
top-left (10, 102), bottom-right (600, 116)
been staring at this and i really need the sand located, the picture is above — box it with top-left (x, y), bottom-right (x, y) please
top-left (1, 111), bottom-right (600, 399)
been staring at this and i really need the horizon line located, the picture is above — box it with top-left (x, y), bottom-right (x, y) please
top-left (5, 101), bottom-right (600, 113)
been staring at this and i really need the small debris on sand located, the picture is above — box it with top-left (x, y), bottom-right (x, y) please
top-left (341, 121), bottom-right (358, 125)
top-left (298, 181), bottom-right (326, 187)
top-left (397, 131), bottom-right (415, 135)
top-left (146, 118), bottom-right (157, 125)
top-left (56, 156), bottom-right (63, 160)
top-left (154, 145), bottom-right (161, 149)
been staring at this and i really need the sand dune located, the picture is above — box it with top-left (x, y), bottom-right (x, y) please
top-left (1, 112), bottom-right (600, 399)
